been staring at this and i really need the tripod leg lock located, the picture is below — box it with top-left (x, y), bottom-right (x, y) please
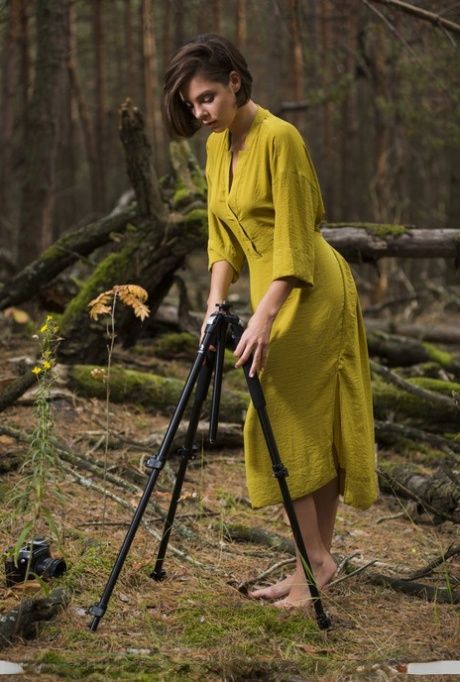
top-left (176, 444), bottom-right (199, 460)
top-left (145, 454), bottom-right (165, 470)
top-left (88, 603), bottom-right (105, 619)
top-left (272, 463), bottom-right (288, 479)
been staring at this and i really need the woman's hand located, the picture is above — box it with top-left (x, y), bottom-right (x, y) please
top-left (234, 309), bottom-right (274, 377)
top-left (233, 277), bottom-right (296, 377)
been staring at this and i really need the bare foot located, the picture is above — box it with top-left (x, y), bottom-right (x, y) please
top-left (273, 555), bottom-right (337, 610)
top-left (248, 575), bottom-right (293, 601)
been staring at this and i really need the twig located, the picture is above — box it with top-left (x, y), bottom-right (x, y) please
top-left (237, 558), bottom-right (295, 593)
top-left (329, 560), bottom-right (378, 588)
top-left (376, 510), bottom-right (406, 524)
top-left (403, 544), bottom-right (460, 581)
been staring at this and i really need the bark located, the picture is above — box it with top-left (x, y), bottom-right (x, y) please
top-left (321, 225), bottom-right (460, 262)
top-left (0, 0), bottom-right (22, 257)
top-left (17, 0), bottom-right (67, 269)
top-left (378, 464), bottom-right (460, 524)
top-left (92, 0), bottom-right (107, 212)
top-left (0, 371), bottom-right (37, 413)
top-left (141, 0), bottom-right (164, 172)
top-left (66, 2), bottom-right (99, 216)
top-left (235, 0), bottom-right (247, 50)
top-left (0, 588), bottom-right (70, 650)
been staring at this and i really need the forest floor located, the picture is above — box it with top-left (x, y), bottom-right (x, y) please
top-left (0, 265), bottom-right (459, 681)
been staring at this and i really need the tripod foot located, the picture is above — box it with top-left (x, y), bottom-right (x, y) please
top-left (316, 611), bottom-right (332, 630)
top-left (150, 567), bottom-right (167, 581)
top-left (87, 603), bottom-right (105, 631)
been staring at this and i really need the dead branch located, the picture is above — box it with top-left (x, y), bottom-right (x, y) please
top-left (363, 571), bottom-right (460, 603)
top-left (0, 210), bottom-right (135, 311)
top-left (404, 544), bottom-right (460, 581)
top-left (369, 0), bottom-right (460, 36)
top-left (371, 360), bottom-right (458, 409)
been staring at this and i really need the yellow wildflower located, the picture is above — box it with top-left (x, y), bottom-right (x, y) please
top-left (42, 360), bottom-right (53, 370)
top-left (32, 366), bottom-right (43, 375)
top-left (39, 323), bottom-right (48, 333)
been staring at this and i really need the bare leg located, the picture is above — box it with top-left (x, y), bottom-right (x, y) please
top-left (249, 477), bottom-right (339, 602)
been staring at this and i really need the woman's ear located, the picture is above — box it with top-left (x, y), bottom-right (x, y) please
top-left (229, 70), bottom-right (241, 94)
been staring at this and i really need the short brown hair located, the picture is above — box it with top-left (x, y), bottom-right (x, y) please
top-left (163, 34), bottom-right (253, 138)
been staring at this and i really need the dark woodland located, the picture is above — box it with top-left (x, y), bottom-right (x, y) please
top-left (0, 1), bottom-right (459, 679)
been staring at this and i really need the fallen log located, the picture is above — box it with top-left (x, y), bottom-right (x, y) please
top-left (0, 210), bottom-right (136, 311)
top-left (0, 370), bottom-right (37, 413)
top-left (367, 330), bottom-right (460, 378)
top-left (372, 375), bottom-right (460, 429)
top-left (68, 364), bottom-right (247, 424)
top-left (364, 319), bottom-right (460, 345)
top-left (322, 224), bottom-right (460, 262)
top-left (378, 463), bottom-right (460, 523)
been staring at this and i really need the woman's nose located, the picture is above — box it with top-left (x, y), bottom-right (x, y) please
top-left (194, 103), bottom-right (207, 120)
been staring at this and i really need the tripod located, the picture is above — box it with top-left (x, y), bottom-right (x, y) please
top-left (88, 304), bottom-right (331, 631)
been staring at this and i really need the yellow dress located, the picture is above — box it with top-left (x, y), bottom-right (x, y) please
top-left (206, 106), bottom-right (378, 509)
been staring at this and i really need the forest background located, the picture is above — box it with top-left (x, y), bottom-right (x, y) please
top-left (0, 1), bottom-right (459, 681)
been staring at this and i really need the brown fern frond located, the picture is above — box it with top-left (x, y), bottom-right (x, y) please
top-left (88, 290), bottom-right (115, 319)
top-left (114, 285), bottom-right (150, 320)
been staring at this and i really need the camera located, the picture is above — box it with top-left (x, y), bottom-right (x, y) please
top-left (4, 538), bottom-right (66, 587)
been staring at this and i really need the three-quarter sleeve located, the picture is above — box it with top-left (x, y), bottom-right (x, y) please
top-left (270, 126), bottom-right (323, 287)
top-left (206, 160), bottom-right (245, 283)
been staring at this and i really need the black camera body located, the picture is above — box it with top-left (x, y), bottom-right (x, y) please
top-left (4, 538), bottom-right (66, 587)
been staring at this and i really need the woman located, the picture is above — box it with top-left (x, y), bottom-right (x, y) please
top-left (163, 34), bottom-right (378, 609)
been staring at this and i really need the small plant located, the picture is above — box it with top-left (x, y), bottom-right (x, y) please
top-left (7, 315), bottom-right (63, 564)
top-left (88, 284), bottom-right (150, 527)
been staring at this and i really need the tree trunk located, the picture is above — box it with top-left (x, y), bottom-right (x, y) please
top-left (92, 0), bottom-right (107, 213)
top-left (235, 0), bottom-right (247, 50)
top-left (141, 0), bottom-right (164, 172)
top-left (0, 0), bottom-right (22, 262)
top-left (17, 0), bottom-right (67, 269)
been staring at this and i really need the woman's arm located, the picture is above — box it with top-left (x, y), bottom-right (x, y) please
top-left (234, 277), bottom-right (296, 377)
top-left (200, 260), bottom-right (235, 340)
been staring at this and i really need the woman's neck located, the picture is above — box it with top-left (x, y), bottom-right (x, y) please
top-left (229, 100), bottom-right (258, 150)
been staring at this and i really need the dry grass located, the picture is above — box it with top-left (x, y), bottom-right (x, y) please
top-left (0, 339), bottom-right (459, 681)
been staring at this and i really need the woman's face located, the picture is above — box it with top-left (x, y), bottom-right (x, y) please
top-left (180, 72), bottom-right (240, 133)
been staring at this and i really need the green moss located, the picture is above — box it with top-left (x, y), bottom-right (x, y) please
top-left (70, 364), bottom-right (184, 408)
top-left (60, 244), bottom-right (137, 330)
top-left (69, 364), bottom-right (247, 420)
top-left (410, 376), bottom-right (460, 395)
top-left (422, 342), bottom-right (454, 367)
top-left (151, 332), bottom-right (197, 358)
top-left (182, 207), bottom-right (208, 224)
top-left (172, 186), bottom-right (192, 208)
top-left (330, 222), bottom-right (408, 237)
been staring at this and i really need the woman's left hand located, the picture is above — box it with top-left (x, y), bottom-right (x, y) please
top-left (234, 309), bottom-right (274, 377)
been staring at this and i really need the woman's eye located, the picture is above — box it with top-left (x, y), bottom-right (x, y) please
top-left (202, 94), bottom-right (214, 103)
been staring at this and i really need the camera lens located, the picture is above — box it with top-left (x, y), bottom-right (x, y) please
top-left (35, 557), bottom-right (67, 580)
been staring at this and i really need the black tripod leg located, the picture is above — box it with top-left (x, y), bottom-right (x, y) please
top-left (88, 321), bottom-right (221, 632)
top-left (151, 352), bottom-right (215, 581)
top-left (241, 368), bottom-right (331, 630)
